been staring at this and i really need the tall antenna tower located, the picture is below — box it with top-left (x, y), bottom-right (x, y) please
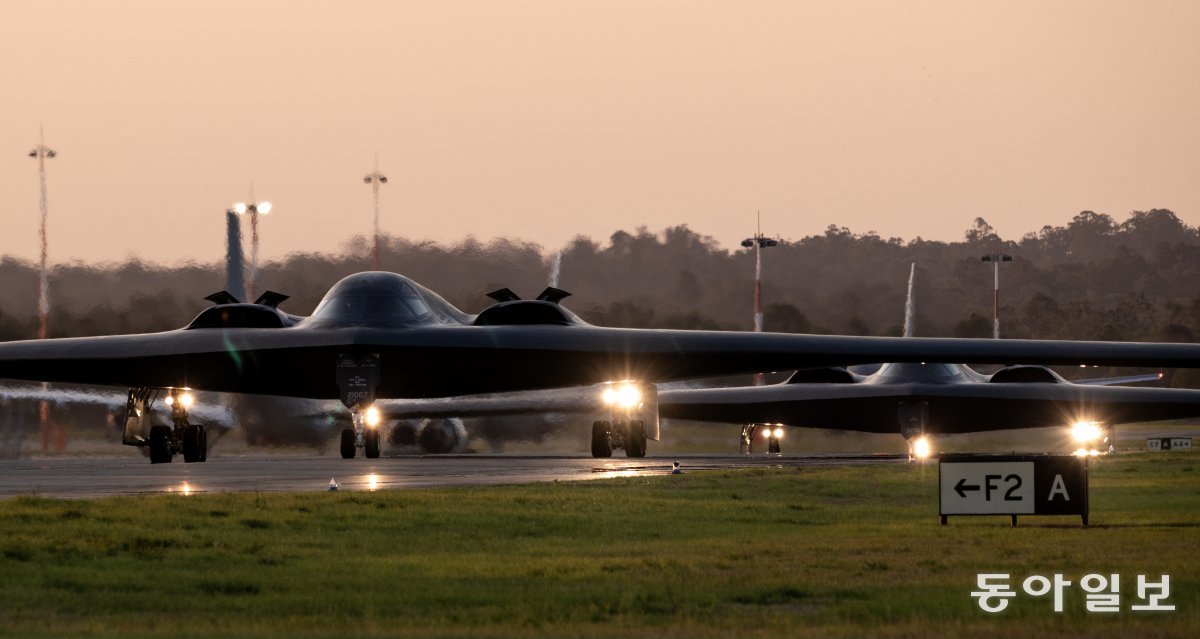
top-left (363, 154), bottom-right (388, 270)
top-left (28, 125), bottom-right (56, 340)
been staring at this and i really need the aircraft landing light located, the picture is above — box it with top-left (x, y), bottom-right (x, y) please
top-left (601, 381), bottom-right (643, 408)
top-left (1071, 421), bottom-right (1103, 443)
top-left (762, 426), bottom-right (784, 439)
top-left (913, 436), bottom-right (932, 460)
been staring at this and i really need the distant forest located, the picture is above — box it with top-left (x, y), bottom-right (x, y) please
top-left (3, 208), bottom-right (1200, 355)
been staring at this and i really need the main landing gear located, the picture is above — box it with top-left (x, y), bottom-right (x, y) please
top-left (340, 405), bottom-right (382, 459)
top-left (124, 387), bottom-right (208, 465)
top-left (590, 381), bottom-right (657, 458)
top-left (591, 418), bottom-right (647, 458)
top-left (739, 424), bottom-right (783, 454)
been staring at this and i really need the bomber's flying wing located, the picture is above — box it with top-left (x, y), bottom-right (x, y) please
top-left (370, 266), bottom-right (1200, 456)
top-left (375, 374), bottom-right (1200, 438)
top-left (6, 273), bottom-right (1200, 400)
top-left (376, 387), bottom-right (604, 419)
top-left (0, 383), bottom-right (234, 424)
top-left (654, 380), bottom-right (1200, 435)
top-left (7, 271), bottom-right (1200, 462)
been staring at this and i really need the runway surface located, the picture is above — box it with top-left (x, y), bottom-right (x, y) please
top-left (0, 453), bottom-right (906, 499)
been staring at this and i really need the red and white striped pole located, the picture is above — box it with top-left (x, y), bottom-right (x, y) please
top-left (743, 213), bottom-right (778, 385)
top-left (993, 260), bottom-right (999, 339)
top-left (29, 127), bottom-right (57, 450)
top-left (981, 253), bottom-right (1012, 339)
top-left (753, 238), bottom-right (763, 332)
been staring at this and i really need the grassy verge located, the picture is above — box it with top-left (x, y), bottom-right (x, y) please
top-left (1, 453), bottom-right (1197, 638)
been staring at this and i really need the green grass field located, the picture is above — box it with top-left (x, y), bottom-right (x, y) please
top-left (1, 453), bottom-right (1197, 638)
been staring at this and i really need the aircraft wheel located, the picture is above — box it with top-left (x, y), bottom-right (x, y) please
top-left (739, 425), bottom-right (753, 454)
top-left (364, 429), bottom-right (381, 459)
top-left (198, 425), bottom-right (208, 462)
top-left (149, 425), bottom-right (172, 464)
top-left (591, 421), bottom-right (612, 458)
top-left (340, 429), bottom-right (357, 459)
top-left (181, 425), bottom-right (201, 463)
top-left (767, 436), bottom-right (781, 454)
top-left (626, 420), bottom-right (647, 458)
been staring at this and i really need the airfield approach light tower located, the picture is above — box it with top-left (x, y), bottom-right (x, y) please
top-left (233, 193), bottom-right (273, 301)
top-left (28, 126), bottom-right (59, 451)
top-left (28, 127), bottom-right (56, 340)
top-left (981, 253), bottom-right (1013, 339)
top-left (363, 155), bottom-right (388, 270)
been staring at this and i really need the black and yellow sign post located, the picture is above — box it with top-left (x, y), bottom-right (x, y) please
top-left (939, 454), bottom-right (1088, 527)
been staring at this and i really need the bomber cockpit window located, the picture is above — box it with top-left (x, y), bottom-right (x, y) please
top-left (310, 279), bottom-right (433, 327)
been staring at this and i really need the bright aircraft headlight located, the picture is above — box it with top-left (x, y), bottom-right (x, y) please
top-left (180, 392), bottom-right (194, 407)
top-left (602, 382), bottom-right (641, 408)
top-left (1071, 421), bottom-right (1102, 443)
top-left (773, 427), bottom-right (784, 439)
top-left (616, 383), bottom-right (641, 409)
top-left (365, 405), bottom-right (381, 428)
top-left (164, 396), bottom-right (174, 406)
top-left (913, 436), bottom-right (932, 460)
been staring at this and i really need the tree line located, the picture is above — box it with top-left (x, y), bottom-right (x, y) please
top-left (2, 208), bottom-right (1199, 352)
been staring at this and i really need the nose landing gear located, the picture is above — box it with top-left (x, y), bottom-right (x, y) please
top-left (340, 407), bottom-right (382, 459)
top-left (899, 401), bottom-right (931, 462)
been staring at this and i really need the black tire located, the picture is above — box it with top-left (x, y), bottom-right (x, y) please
top-left (181, 425), bottom-right (200, 463)
top-left (591, 421), bottom-right (612, 458)
top-left (149, 425), bottom-right (172, 464)
top-left (364, 429), bottom-right (381, 459)
top-left (626, 420), bottom-right (647, 458)
top-left (768, 437), bottom-right (781, 454)
top-left (197, 425), bottom-right (208, 462)
top-left (340, 429), bottom-right (357, 459)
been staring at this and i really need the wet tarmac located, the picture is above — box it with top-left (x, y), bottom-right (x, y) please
top-left (0, 453), bottom-right (907, 499)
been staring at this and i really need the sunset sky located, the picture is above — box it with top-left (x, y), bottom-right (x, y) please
top-left (2, 1), bottom-right (1198, 265)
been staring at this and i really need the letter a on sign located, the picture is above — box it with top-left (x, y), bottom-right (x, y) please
top-left (1048, 474), bottom-right (1070, 501)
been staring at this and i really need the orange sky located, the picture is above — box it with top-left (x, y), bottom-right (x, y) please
top-left (2, 1), bottom-right (1198, 265)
